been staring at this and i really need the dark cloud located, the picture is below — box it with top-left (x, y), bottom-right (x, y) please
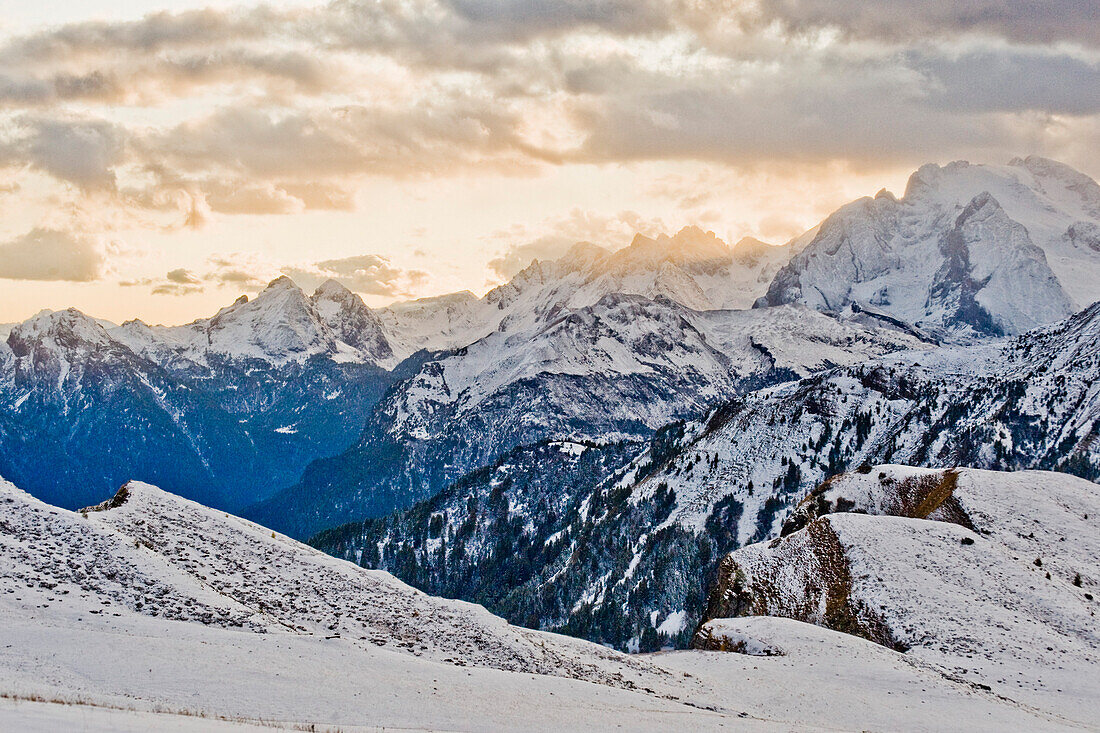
top-left (0, 71), bottom-right (120, 106)
top-left (751, 0), bottom-right (1100, 47)
top-left (445, 0), bottom-right (671, 39)
top-left (1, 7), bottom-right (276, 59)
top-left (907, 48), bottom-right (1100, 115)
top-left (0, 116), bottom-right (125, 189)
top-left (0, 0), bottom-right (1098, 226)
top-left (144, 93), bottom-right (540, 181)
top-left (284, 254), bottom-right (428, 297)
top-left (166, 268), bottom-right (200, 284)
top-left (0, 227), bottom-right (103, 281)
top-left (569, 51), bottom-right (1012, 167)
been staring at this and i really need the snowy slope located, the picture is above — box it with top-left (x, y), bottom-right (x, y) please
top-left (0, 475), bottom-right (1076, 731)
top-left (698, 466), bottom-right (1100, 724)
top-left (387, 297), bottom-right (925, 445)
top-left (376, 290), bottom-right (486, 359)
top-left (626, 299), bottom-right (1100, 541)
top-left (759, 157), bottom-right (1100, 341)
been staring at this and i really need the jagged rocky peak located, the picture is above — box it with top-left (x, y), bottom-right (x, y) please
top-left (929, 191), bottom-right (1075, 337)
top-left (312, 277), bottom-right (355, 301)
top-left (381, 223), bottom-right (795, 355)
top-left (1011, 154), bottom-right (1100, 211)
top-left (264, 274), bottom-right (297, 290)
top-left (613, 226), bottom-right (731, 269)
top-left (4, 308), bottom-right (142, 395)
top-left (202, 275), bottom-right (335, 356)
top-left (731, 236), bottom-right (784, 265)
top-left (555, 241), bottom-right (610, 272)
top-left (7, 308), bottom-right (115, 356)
top-left (310, 279), bottom-right (394, 362)
top-left (105, 275), bottom-right (395, 368)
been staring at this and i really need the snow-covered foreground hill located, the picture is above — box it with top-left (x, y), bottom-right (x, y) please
top-left (0, 476), bottom-right (1077, 732)
top-left (698, 466), bottom-right (1099, 726)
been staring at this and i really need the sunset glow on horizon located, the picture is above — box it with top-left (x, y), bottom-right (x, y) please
top-left (1, 0), bottom-right (1098, 325)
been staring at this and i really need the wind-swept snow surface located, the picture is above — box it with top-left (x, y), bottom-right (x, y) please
top-left (0, 476), bottom-right (1076, 731)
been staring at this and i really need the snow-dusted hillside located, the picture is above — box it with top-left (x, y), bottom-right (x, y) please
top-left (318, 302), bottom-right (1100, 651)
top-left (378, 226), bottom-right (797, 359)
top-left (759, 156), bottom-right (1100, 341)
top-left (256, 295), bottom-right (924, 537)
top-left (698, 466), bottom-right (1099, 723)
top-left (0, 475), bottom-right (1077, 731)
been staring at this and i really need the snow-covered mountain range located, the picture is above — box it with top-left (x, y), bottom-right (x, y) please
top-left (378, 226), bottom-right (799, 359)
top-left (0, 279), bottom-right (397, 510)
top-left (0, 474), bottom-right (1083, 730)
top-left (278, 157), bottom-right (1100, 536)
top-left (2, 156), bottom-right (1100, 729)
top-left (115, 275), bottom-right (396, 368)
top-left (759, 156), bottom-right (1100, 340)
top-left (2, 153), bottom-right (1099, 590)
top-left (315, 301), bottom-right (1100, 652)
top-left (253, 294), bottom-right (923, 537)
top-left (0, 225), bottom-right (812, 517)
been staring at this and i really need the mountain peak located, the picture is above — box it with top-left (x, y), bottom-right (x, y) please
top-left (312, 278), bottom-right (354, 300)
top-left (9, 307), bottom-right (114, 352)
top-left (617, 226), bottom-right (730, 267)
top-left (956, 190), bottom-right (1002, 224)
top-left (732, 236), bottom-right (772, 254)
top-left (667, 226), bottom-right (729, 258)
top-left (309, 278), bottom-right (393, 362)
top-left (672, 224), bottom-right (712, 240)
top-left (262, 275), bottom-right (299, 293)
top-left (557, 241), bottom-right (610, 271)
top-left (763, 155), bottom-right (1100, 338)
top-left (1011, 154), bottom-right (1081, 181)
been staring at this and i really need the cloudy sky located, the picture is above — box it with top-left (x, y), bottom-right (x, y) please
top-left (1, 0), bottom-right (1098, 324)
